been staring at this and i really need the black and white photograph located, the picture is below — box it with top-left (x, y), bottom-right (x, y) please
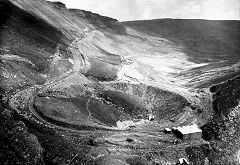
top-left (0, 0), bottom-right (239, 164)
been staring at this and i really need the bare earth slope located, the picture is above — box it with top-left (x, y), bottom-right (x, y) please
top-left (0, 0), bottom-right (239, 164)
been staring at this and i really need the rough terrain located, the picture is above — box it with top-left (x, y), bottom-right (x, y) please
top-left (0, 0), bottom-right (240, 164)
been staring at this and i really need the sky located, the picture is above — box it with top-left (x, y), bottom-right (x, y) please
top-left (49, 0), bottom-right (240, 21)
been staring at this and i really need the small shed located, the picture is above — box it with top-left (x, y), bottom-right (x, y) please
top-left (172, 124), bottom-right (202, 140)
top-left (177, 158), bottom-right (190, 165)
top-left (163, 128), bottom-right (172, 134)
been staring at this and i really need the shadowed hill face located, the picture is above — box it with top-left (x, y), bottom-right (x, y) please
top-left (0, 0), bottom-right (69, 61)
top-left (0, 0), bottom-right (240, 164)
top-left (124, 19), bottom-right (240, 64)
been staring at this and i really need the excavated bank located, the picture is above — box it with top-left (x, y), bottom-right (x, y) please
top-left (29, 82), bottom-right (191, 129)
top-left (0, 0), bottom-right (239, 164)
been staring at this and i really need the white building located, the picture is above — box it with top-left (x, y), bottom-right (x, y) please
top-left (178, 158), bottom-right (189, 165)
top-left (163, 128), bottom-right (172, 134)
top-left (172, 124), bottom-right (202, 140)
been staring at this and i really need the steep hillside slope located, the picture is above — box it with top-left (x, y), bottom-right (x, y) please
top-left (124, 19), bottom-right (240, 88)
top-left (0, 0), bottom-right (239, 164)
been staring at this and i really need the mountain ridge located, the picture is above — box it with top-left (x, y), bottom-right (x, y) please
top-left (0, 0), bottom-right (239, 164)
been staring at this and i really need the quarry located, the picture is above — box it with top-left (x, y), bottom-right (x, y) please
top-left (0, 0), bottom-right (240, 164)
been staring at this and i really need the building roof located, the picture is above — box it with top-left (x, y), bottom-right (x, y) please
top-left (165, 128), bottom-right (171, 132)
top-left (175, 124), bottom-right (202, 135)
top-left (179, 158), bottom-right (189, 164)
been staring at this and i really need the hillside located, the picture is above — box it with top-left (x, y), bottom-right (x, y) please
top-left (0, 0), bottom-right (240, 164)
top-left (124, 19), bottom-right (240, 88)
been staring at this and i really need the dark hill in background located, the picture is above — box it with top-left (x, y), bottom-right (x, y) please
top-left (0, 0), bottom-right (239, 164)
top-left (124, 19), bottom-right (240, 88)
top-left (124, 19), bottom-right (240, 63)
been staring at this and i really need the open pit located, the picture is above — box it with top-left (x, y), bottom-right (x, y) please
top-left (1, 0), bottom-right (239, 164)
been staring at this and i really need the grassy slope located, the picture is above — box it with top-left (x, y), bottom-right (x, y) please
top-left (124, 19), bottom-right (240, 64)
top-left (124, 19), bottom-right (240, 88)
